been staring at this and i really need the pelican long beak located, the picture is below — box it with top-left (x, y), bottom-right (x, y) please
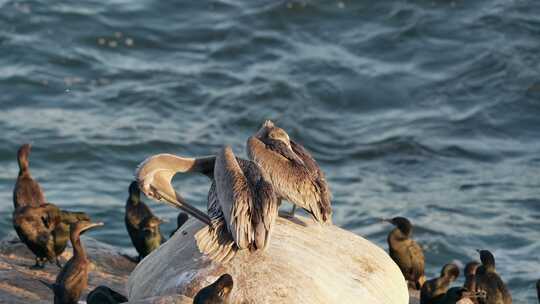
top-left (136, 153), bottom-right (212, 226)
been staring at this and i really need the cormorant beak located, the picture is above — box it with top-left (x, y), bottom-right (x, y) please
top-left (158, 218), bottom-right (168, 224)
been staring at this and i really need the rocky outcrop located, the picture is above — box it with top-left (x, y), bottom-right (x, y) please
top-left (127, 215), bottom-right (409, 304)
top-left (0, 234), bottom-right (135, 304)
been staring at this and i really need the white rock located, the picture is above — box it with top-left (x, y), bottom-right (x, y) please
top-left (127, 215), bottom-right (408, 304)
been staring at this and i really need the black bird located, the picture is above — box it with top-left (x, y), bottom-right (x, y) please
top-left (475, 250), bottom-right (512, 304)
top-left (139, 215), bottom-right (165, 259)
top-left (420, 263), bottom-right (460, 304)
top-left (125, 181), bottom-right (164, 260)
top-left (536, 279), bottom-right (539, 303)
top-left (41, 221), bottom-right (104, 304)
top-left (13, 143), bottom-right (46, 208)
top-left (439, 287), bottom-right (486, 304)
top-left (12, 144), bottom-right (90, 268)
top-left (464, 261), bottom-right (481, 304)
top-left (193, 274), bottom-right (234, 304)
top-left (384, 216), bottom-right (425, 289)
top-left (87, 285), bottom-right (128, 304)
top-left (170, 212), bottom-right (188, 237)
top-left (13, 203), bottom-right (90, 269)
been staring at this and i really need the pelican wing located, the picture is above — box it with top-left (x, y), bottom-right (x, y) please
top-left (214, 146), bottom-right (253, 250)
top-left (247, 136), bottom-right (332, 223)
top-left (252, 175), bottom-right (278, 249)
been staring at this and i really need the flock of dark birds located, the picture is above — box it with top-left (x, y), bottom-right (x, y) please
top-left (7, 121), bottom-right (539, 304)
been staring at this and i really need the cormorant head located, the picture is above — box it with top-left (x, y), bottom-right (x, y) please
top-left (128, 181), bottom-right (140, 203)
top-left (440, 263), bottom-right (460, 281)
top-left (17, 143), bottom-right (31, 170)
top-left (214, 274), bottom-right (234, 297)
top-left (464, 261), bottom-right (480, 277)
top-left (384, 217), bottom-right (413, 236)
top-left (71, 221), bottom-right (104, 239)
top-left (477, 249), bottom-right (496, 270)
top-left (177, 212), bottom-right (188, 229)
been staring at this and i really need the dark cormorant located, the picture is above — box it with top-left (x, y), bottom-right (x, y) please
top-left (86, 285), bottom-right (128, 304)
top-left (193, 274), bottom-right (234, 304)
top-left (464, 261), bottom-right (481, 304)
top-left (125, 181), bottom-right (164, 260)
top-left (139, 215), bottom-right (165, 259)
top-left (420, 263), bottom-right (460, 304)
top-left (13, 143), bottom-right (46, 208)
top-left (475, 250), bottom-right (512, 304)
top-left (41, 221), bottom-right (104, 304)
top-left (536, 279), bottom-right (539, 303)
top-left (384, 216), bottom-right (425, 289)
top-left (170, 212), bottom-right (188, 237)
top-left (12, 144), bottom-right (90, 268)
top-left (13, 203), bottom-right (89, 268)
top-left (247, 120), bottom-right (332, 223)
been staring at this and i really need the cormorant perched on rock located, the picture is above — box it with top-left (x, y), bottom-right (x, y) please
top-left (125, 181), bottom-right (164, 260)
top-left (87, 285), bottom-right (128, 304)
top-left (464, 261), bottom-right (481, 304)
top-left (420, 263), bottom-right (460, 304)
top-left (41, 221), bottom-right (104, 304)
top-left (384, 216), bottom-right (425, 289)
top-left (139, 215), bottom-right (165, 259)
top-left (193, 274), bottom-right (234, 304)
top-left (13, 204), bottom-right (89, 268)
top-left (12, 143), bottom-right (90, 268)
top-left (475, 250), bottom-right (512, 304)
top-left (13, 143), bottom-right (46, 208)
top-left (439, 287), bottom-right (486, 304)
top-left (247, 120), bottom-right (332, 223)
top-left (170, 212), bottom-right (188, 237)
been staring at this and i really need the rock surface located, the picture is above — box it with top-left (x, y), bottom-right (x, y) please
top-left (128, 215), bottom-right (409, 304)
top-left (0, 234), bottom-right (135, 304)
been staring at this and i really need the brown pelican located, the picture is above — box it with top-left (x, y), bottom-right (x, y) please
top-left (41, 220), bottom-right (104, 304)
top-left (136, 146), bottom-right (278, 261)
top-left (246, 120), bottom-right (332, 223)
top-left (193, 274), bottom-right (234, 304)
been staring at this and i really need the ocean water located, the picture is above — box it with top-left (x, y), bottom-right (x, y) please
top-left (1, 0), bottom-right (539, 301)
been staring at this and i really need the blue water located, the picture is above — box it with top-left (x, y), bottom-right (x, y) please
top-left (1, 0), bottom-right (539, 302)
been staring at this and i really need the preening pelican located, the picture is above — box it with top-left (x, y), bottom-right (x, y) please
top-left (247, 120), bottom-right (332, 224)
top-left (135, 146), bottom-right (278, 261)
